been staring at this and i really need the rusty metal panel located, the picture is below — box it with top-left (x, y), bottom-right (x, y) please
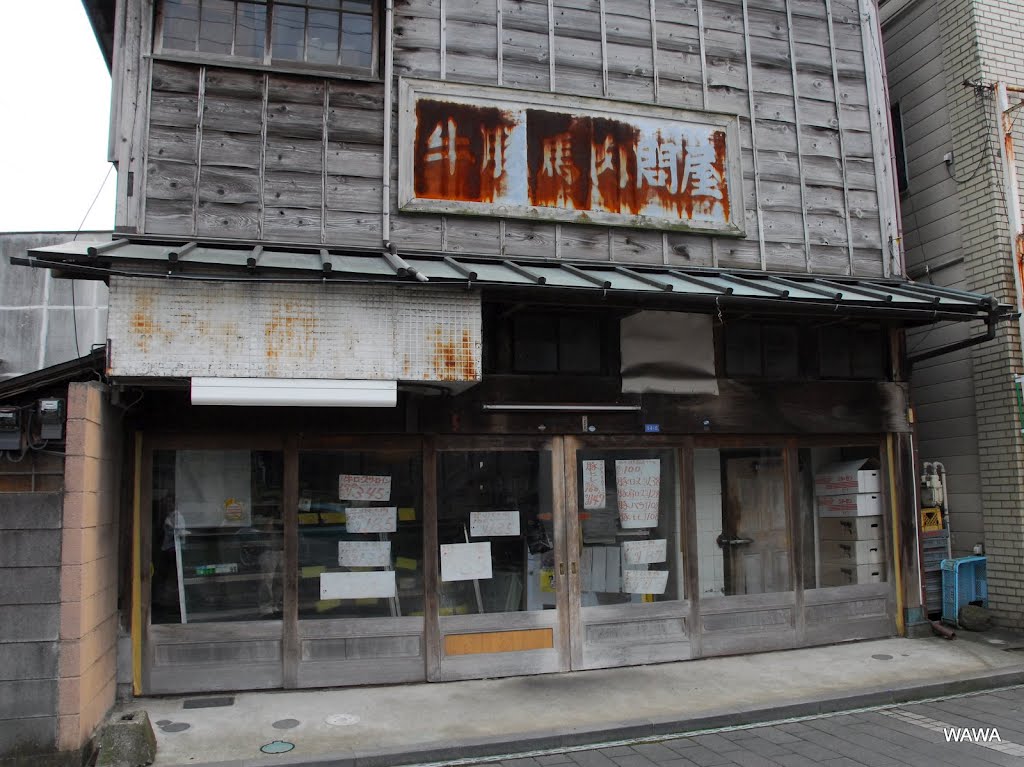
top-left (398, 78), bottom-right (744, 236)
top-left (107, 278), bottom-right (480, 383)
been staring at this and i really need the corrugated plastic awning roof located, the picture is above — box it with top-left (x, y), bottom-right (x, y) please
top-left (14, 237), bottom-right (1010, 324)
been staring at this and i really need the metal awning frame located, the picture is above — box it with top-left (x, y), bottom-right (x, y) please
top-left (12, 236), bottom-right (1012, 327)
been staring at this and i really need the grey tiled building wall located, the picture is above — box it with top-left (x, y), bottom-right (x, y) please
top-left (937, 0), bottom-right (1024, 627)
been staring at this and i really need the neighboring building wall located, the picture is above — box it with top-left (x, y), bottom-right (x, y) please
top-left (885, 0), bottom-right (1024, 627)
top-left (57, 382), bottom-right (120, 754)
top-left (937, 0), bottom-right (1024, 629)
top-left (0, 232), bottom-right (110, 382)
top-left (882, 0), bottom-right (984, 557)
top-left (0, 492), bottom-right (64, 767)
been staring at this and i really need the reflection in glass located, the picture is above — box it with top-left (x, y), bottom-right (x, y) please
top-left (151, 450), bottom-right (284, 624)
top-left (340, 8), bottom-right (373, 68)
top-left (575, 450), bottom-right (681, 605)
top-left (799, 447), bottom-right (886, 589)
top-left (162, 0), bottom-right (200, 51)
top-left (307, 9), bottom-right (340, 64)
top-left (234, 3), bottom-right (267, 58)
top-left (272, 4), bottom-right (306, 61)
top-left (198, 0), bottom-right (235, 54)
top-left (298, 451), bottom-right (422, 619)
top-left (437, 451), bottom-right (554, 614)
top-left (695, 448), bottom-right (791, 597)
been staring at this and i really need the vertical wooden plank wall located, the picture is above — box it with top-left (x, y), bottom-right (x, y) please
top-left (133, 0), bottom-right (888, 276)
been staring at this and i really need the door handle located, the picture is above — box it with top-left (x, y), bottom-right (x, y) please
top-left (571, 561), bottom-right (578, 575)
top-left (716, 533), bottom-right (754, 547)
top-left (559, 563), bottom-right (566, 576)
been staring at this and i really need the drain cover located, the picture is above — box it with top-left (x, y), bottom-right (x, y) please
top-left (871, 654), bottom-right (893, 660)
top-left (273, 719), bottom-right (300, 730)
top-left (183, 696), bottom-right (235, 709)
top-left (261, 741), bottom-right (295, 754)
top-left (325, 714), bottom-right (360, 727)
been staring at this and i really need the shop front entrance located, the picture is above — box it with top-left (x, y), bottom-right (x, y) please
top-left (431, 437), bottom-right (690, 682)
top-left (139, 433), bottom-right (893, 694)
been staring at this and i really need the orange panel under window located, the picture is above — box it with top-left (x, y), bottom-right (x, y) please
top-left (444, 628), bottom-right (554, 656)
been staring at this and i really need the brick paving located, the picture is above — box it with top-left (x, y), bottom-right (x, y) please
top-left (476, 686), bottom-right (1024, 767)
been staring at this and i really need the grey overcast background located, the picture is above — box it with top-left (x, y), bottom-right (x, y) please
top-left (0, 1), bottom-right (115, 232)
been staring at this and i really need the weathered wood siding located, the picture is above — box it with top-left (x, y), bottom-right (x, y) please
top-left (882, 0), bottom-right (982, 554)
top-left (129, 0), bottom-right (890, 275)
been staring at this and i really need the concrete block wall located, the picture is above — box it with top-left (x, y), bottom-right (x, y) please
top-left (57, 381), bottom-right (120, 754)
top-left (937, 0), bottom-right (1024, 627)
top-left (0, 493), bottom-right (63, 765)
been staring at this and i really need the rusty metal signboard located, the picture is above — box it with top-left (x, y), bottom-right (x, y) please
top-left (398, 78), bottom-right (744, 236)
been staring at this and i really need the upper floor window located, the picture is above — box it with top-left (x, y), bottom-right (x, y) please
top-left (158, 0), bottom-right (376, 75)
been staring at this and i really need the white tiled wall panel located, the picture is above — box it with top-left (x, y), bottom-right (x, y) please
top-left (108, 278), bottom-right (481, 382)
top-left (694, 449), bottom-right (725, 596)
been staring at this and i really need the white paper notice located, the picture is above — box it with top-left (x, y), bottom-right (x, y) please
top-left (338, 474), bottom-right (392, 501)
top-left (615, 459), bottom-right (661, 528)
top-left (338, 540), bottom-right (392, 567)
top-left (622, 569), bottom-right (669, 594)
top-left (440, 542), bottom-right (493, 581)
top-left (622, 539), bottom-right (668, 565)
top-left (320, 570), bottom-right (397, 599)
top-left (345, 506), bottom-right (398, 533)
top-left (582, 459), bottom-right (606, 509)
top-left (470, 511), bottom-right (521, 537)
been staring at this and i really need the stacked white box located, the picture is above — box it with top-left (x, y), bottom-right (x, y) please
top-left (815, 461), bottom-right (885, 586)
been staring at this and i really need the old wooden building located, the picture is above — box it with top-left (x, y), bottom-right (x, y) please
top-left (14, 0), bottom-right (1009, 708)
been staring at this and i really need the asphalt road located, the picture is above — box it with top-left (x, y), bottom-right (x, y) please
top-left (458, 685), bottom-right (1024, 767)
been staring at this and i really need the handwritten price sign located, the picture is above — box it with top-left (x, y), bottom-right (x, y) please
top-left (615, 459), bottom-right (661, 529)
top-left (582, 460), bottom-right (606, 509)
top-left (338, 474), bottom-right (392, 501)
top-left (345, 506), bottom-right (398, 533)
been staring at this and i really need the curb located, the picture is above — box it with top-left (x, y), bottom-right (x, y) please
top-left (160, 667), bottom-right (1024, 767)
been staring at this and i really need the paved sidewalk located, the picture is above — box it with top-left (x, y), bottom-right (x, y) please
top-left (120, 633), bottom-right (1024, 767)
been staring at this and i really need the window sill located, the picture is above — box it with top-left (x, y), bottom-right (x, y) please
top-left (149, 51), bottom-right (381, 85)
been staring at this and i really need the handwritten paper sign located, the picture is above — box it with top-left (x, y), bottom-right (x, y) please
top-left (346, 506), bottom-right (398, 533)
top-left (440, 542), bottom-right (493, 581)
top-left (616, 459), bottom-right (661, 528)
top-left (582, 460), bottom-right (607, 509)
top-left (339, 474), bottom-right (392, 501)
top-left (320, 570), bottom-right (397, 599)
top-left (338, 541), bottom-right (392, 567)
top-left (623, 569), bottom-right (669, 595)
top-left (622, 539), bottom-right (668, 565)
top-left (470, 511), bottom-right (521, 537)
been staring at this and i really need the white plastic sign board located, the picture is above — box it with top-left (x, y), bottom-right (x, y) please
top-left (582, 460), bottom-right (606, 509)
top-left (440, 542), bottom-right (493, 581)
top-left (339, 474), bottom-right (392, 501)
top-left (346, 506), bottom-right (398, 533)
top-left (622, 539), bottom-right (668, 565)
top-left (615, 459), bottom-right (661, 528)
top-left (470, 511), bottom-right (520, 537)
top-left (622, 569), bottom-right (669, 595)
top-left (320, 570), bottom-right (397, 599)
top-left (338, 540), bottom-right (392, 567)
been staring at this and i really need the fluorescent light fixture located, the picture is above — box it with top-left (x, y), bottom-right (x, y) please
top-left (191, 378), bottom-right (397, 407)
top-left (480, 404), bottom-right (641, 412)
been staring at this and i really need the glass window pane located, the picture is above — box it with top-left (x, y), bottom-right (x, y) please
top-left (162, 0), bottom-right (200, 51)
top-left (341, 9), bottom-right (374, 68)
top-left (725, 322), bottom-right (762, 377)
top-left (234, 2), bottom-right (267, 58)
top-left (307, 9), bottom-right (340, 64)
top-left (297, 450), bottom-right (422, 619)
top-left (799, 447), bottom-right (886, 590)
top-left (512, 315), bottom-right (558, 372)
top-left (438, 451), bottom-right (554, 614)
top-left (151, 449), bottom-right (284, 624)
top-left (851, 329), bottom-right (884, 379)
top-left (272, 4), bottom-right (306, 61)
top-left (575, 449), bottom-right (682, 604)
top-left (198, 0), bottom-right (235, 54)
top-left (695, 448), bottom-right (791, 597)
top-left (763, 325), bottom-right (799, 378)
top-left (559, 316), bottom-right (601, 373)
top-left (819, 326), bottom-right (851, 378)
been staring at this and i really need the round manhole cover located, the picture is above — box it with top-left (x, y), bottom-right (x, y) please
top-left (325, 713), bottom-right (361, 727)
top-left (872, 654), bottom-right (893, 660)
top-left (261, 740), bottom-right (295, 754)
top-left (273, 719), bottom-right (300, 730)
